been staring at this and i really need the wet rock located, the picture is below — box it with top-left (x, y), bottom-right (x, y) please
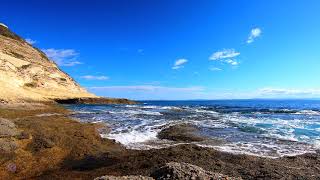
top-left (95, 175), bottom-right (154, 180)
top-left (151, 162), bottom-right (242, 180)
top-left (157, 123), bottom-right (206, 142)
top-left (0, 118), bottom-right (19, 137)
top-left (95, 122), bottom-right (111, 135)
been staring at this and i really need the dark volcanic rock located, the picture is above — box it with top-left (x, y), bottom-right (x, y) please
top-left (54, 97), bottom-right (136, 105)
top-left (157, 123), bottom-right (206, 142)
top-left (151, 162), bottom-right (242, 180)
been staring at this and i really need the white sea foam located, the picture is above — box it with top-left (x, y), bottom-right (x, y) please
top-left (314, 140), bottom-right (320, 148)
top-left (125, 105), bottom-right (139, 108)
top-left (294, 110), bottom-right (320, 115)
top-left (108, 110), bottom-right (162, 116)
top-left (160, 106), bottom-right (182, 110)
top-left (200, 140), bottom-right (317, 158)
top-left (35, 113), bottom-right (62, 117)
top-left (104, 130), bottom-right (158, 145)
top-left (138, 105), bottom-right (182, 111)
top-left (141, 105), bottom-right (158, 109)
top-left (194, 109), bottom-right (219, 114)
top-left (75, 111), bottom-right (97, 114)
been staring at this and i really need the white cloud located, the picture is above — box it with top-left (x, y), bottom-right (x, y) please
top-left (88, 85), bottom-right (204, 100)
top-left (209, 67), bottom-right (222, 71)
top-left (87, 86), bottom-right (320, 100)
top-left (258, 88), bottom-right (320, 97)
top-left (209, 49), bottom-right (240, 61)
top-left (63, 61), bottom-right (83, 67)
top-left (89, 85), bottom-right (203, 92)
top-left (172, 58), bottom-right (188, 69)
top-left (25, 38), bottom-right (37, 45)
top-left (80, 75), bottom-right (109, 80)
top-left (190, 87), bottom-right (320, 100)
top-left (42, 48), bottom-right (82, 67)
top-left (172, 66), bottom-right (180, 70)
top-left (247, 28), bottom-right (262, 44)
top-left (209, 49), bottom-right (240, 67)
top-left (225, 59), bottom-right (239, 66)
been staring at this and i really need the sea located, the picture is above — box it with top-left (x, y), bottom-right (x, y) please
top-left (64, 99), bottom-right (320, 158)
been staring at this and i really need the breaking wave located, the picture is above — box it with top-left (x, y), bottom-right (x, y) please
top-left (66, 100), bottom-right (320, 158)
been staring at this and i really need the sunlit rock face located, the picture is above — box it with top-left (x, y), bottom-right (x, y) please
top-left (0, 24), bottom-right (95, 102)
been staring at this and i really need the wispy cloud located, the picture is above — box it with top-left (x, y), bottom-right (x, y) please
top-left (63, 61), bottom-right (82, 67)
top-left (25, 38), bottom-right (37, 45)
top-left (247, 27), bottom-right (262, 44)
top-left (209, 67), bottom-right (222, 71)
top-left (258, 88), bottom-right (320, 97)
top-left (80, 75), bottom-right (109, 80)
top-left (88, 86), bottom-right (320, 100)
top-left (42, 48), bottom-right (82, 67)
top-left (88, 85), bottom-right (204, 100)
top-left (209, 49), bottom-right (240, 67)
top-left (89, 85), bottom-right (203, 92)
top-left (172, 58), bottom-right (188, 70)
top-left (209, 49), bottom-right (240, 61)
top-left (225, 59), bottom-right (239, 66)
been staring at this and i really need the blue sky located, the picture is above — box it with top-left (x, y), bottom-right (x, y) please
top-left (2, 0), bottom-right (320, 100)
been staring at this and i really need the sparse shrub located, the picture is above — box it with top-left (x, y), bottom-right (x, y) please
top-left (24, 82), bottom-right (37, 88)
top-left (0, 25), bottom-right (25, 42)
top-left (9, 51), bottom-right (25, 59)
top-left (60, 78), bottom-right (67, 82)
top-left (20, 64), bottom-right (31, 69)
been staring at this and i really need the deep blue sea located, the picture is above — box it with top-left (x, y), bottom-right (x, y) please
top-left (64, 99), bottom-right (320, 158)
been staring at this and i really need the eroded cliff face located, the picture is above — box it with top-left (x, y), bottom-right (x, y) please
top-left (0, 25), bottom-right (95, 102)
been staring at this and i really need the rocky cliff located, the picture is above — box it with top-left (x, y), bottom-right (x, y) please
top-left (0, 24), bottom-right (96, 102)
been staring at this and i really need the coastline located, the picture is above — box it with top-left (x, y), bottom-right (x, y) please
top-left (0, 102), bottom-right (319, 179)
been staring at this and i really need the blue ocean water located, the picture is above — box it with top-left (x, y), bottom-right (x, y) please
top-left (65, 99), bottom-right (320, 158)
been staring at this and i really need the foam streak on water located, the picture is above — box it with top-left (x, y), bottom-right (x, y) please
top-left (65, 100), bottom-right (320, 158)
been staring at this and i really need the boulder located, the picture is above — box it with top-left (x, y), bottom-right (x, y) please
top-left (0, 118), bottom-right (19, 137)
top-left (157, 123), bottom-right (206, 142)
top-left (0, 138), bottom-right (18, 152)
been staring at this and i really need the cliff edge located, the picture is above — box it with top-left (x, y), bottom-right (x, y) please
top-left (0, 24), bottom-right (96, 103)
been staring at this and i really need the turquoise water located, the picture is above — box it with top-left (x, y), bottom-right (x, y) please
top-left (65, 99), bottom-right (320, 158)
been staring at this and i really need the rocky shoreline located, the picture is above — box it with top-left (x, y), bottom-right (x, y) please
top-left (0, 103), bottom-right (320, 179)
top-left (54, 97), bottom-right (136, 105)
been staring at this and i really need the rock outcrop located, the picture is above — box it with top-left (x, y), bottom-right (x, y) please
top-left (95, 162), bottom-right (241, 180)
top-left (0, 118), bottom-right (20, 153)
top-left (0, 24), bottom-right (95, 102)
top-left (151, 162), bottom-right (242, 180)
top-left (157, 123), bottom-right (206, 142)
top-left (54, 97), bottom-right (135, 104)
